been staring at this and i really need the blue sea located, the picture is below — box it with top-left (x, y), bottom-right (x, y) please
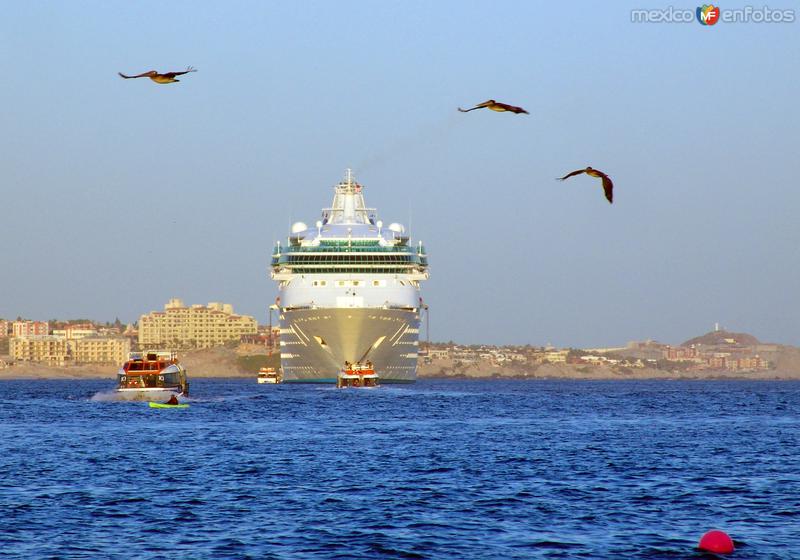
top-left (1, 379), bottom-right (798, 559)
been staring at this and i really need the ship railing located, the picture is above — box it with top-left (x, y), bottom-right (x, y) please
top-left (322, 206), bottom-right (377, 214)
top-left (274, 258), bottom-right (424, 267)
top-left (273, 268), bottom-right (426, 276)
top-left (288, 256), bottom-right (425, 263)
top-left (275, 245), bottom-right (417, 253)
top-left (124, 362), bottom-right (167, 372)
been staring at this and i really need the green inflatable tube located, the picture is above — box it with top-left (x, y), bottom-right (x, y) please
top-left (148, 402), bottom-right (189, 409)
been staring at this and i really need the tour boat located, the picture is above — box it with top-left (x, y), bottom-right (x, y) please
top-left (257, 367), bottom-right (282, 384)
top-left (337, 362), bottom-right (379, 388)
top-left (116, 351), bottom-right (189, 401)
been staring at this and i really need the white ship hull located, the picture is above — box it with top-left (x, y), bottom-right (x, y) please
top-left (280, 308), bottom-right (420, 382)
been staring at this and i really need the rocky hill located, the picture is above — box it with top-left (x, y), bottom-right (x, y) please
top-left (682, 330), bottom-right (760, 347)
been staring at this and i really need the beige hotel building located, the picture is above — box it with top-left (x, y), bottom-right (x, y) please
top-left (138, 298), bottom-right (258, 349)
top-left (10, 336), bottom-right (131, 366)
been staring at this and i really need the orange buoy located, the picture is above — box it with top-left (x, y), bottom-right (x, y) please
top-left (699, 530), bottom-right (735, 554)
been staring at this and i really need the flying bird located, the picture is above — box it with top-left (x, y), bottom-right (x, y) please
top-left (458, 99), bottom-right (529, 115)
top-left (557, 167), bottom-right (614, 204)
top-left (118, 66), bottom-right (197, 84)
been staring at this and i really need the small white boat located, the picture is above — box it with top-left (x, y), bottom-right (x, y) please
top-left (257, 367), bottom-right (282, 384)
top-left (116, 351), bottom-right (189, 401)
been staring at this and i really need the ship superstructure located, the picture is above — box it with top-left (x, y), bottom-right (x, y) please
top-left (270, 170), bottom-right (429, 382)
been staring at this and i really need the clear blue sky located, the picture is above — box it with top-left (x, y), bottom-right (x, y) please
top-left (1, 1), bottom-right (798, 347)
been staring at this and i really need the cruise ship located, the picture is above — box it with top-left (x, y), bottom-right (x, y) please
top-left (270, 170), bottom-right (429, 383)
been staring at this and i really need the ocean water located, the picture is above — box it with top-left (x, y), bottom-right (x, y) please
top-left (1, 379), bottom-right (798, 559)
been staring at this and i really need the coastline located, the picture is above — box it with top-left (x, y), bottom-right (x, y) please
top-left (418, 361), bottom-right (800, 380)
top-left (2, 363), bottom-right (799, 381)
top-left (0, 364), bottom-right (251, 380)
top-left (3, 343), bottom-right (799, 381)
top-left (0, 345), bottom-right (268, 380)
top-left (419, 371), bottom-right (800, 381)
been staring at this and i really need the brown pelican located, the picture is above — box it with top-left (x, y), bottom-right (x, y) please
top-left (118, 66), bottom-right (197, 84)
top-left (458, 99), bottom-right (529, 115)
top-left (557, 167), bottom-right (614, 204)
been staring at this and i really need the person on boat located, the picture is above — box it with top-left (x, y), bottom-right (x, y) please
top-left (166, 395), bottom-right (179, 405)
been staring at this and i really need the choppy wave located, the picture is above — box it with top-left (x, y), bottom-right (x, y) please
top-left (0, 378), bottom-right (798, 559)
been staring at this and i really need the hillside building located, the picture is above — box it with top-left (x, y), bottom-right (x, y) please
top-left (12, 321), bottom-right (49, 337)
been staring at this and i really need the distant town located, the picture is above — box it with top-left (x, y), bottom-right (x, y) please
top-left (0, 298), bottom-right (794, 376)
top-left (0, 298), bottom-right (274, 370)
top-left (421, 333), bottom-right (775, 376)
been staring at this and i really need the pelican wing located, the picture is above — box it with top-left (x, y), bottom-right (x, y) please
top-left (495, 102), bottom-right (529, 114)
top-left (601, 174), bottom-right (614, 204)
top-left (163, 66), bottom-right (197, 78)
top-left (557, 169), bottom-right (587, 181)
top-left (118, 70), bottom-right (155, 79)
top-left (459, 100), bottom-right (501, 113)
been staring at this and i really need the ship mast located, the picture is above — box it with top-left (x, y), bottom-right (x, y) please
top-left (324, 168), bottom-right (375, 226)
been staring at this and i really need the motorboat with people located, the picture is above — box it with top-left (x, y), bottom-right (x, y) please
top-left (337, 361), bottom-right (379, 388)
top-left (257, 367), bottom-right (282, 384)
top-left (116, 351), bottom-right (189, 401)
